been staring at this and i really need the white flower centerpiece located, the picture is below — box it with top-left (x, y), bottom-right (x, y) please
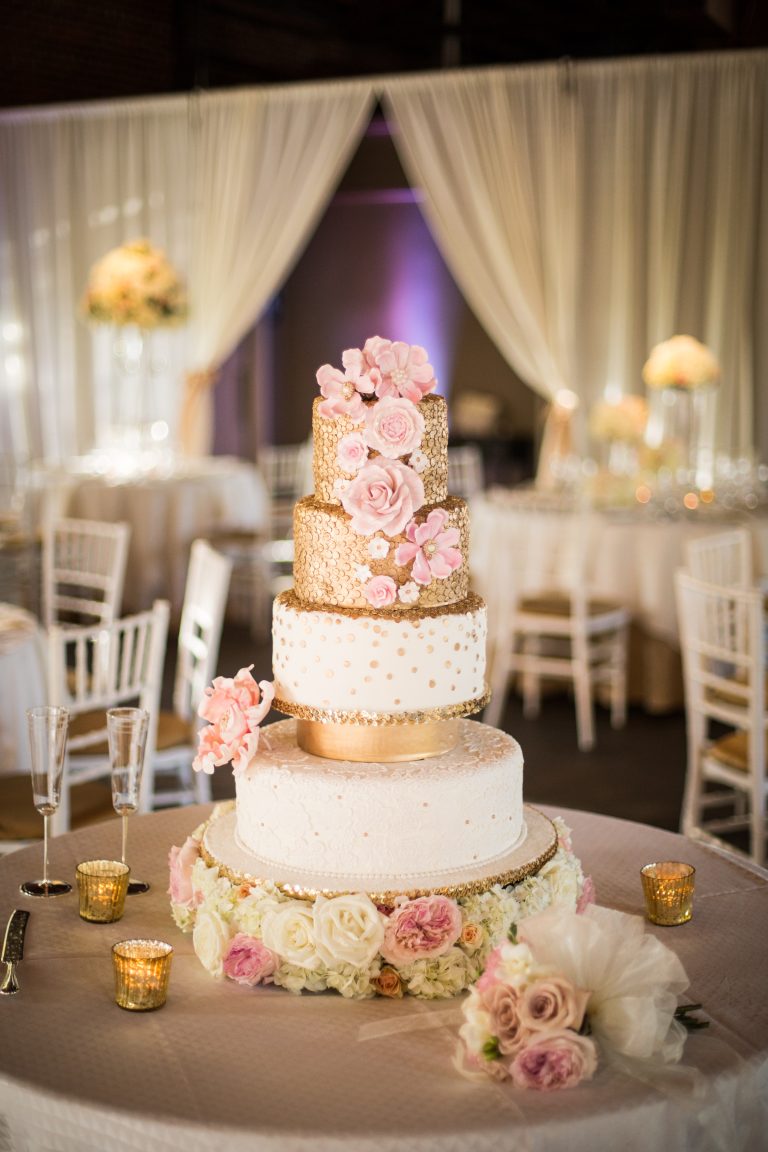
top-left (642, 335), bottom-right (720, 491)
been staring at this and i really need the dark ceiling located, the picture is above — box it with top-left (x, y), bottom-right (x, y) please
top-left (3, 0), bottom-right (767, 111)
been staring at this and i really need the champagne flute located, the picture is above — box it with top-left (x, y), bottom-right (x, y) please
top-left (21, 706), bottom-right (72, 897)
top-left (107, 707), bottom-right (150, 895)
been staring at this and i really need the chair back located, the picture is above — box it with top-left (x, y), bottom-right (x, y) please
top-left (42, 518), bottom-right (131, 628)
top-left (447, 445), bottom-right (485, 499)
top-left (685, 528), bottom-right (753, 589)
top-left (173, 540), bottom-right (232, 722)
top-left (47, 600), bottom-right (170, 828)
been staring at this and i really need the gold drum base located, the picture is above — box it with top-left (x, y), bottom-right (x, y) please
top-left (296, 718), bottom-right (459, 763)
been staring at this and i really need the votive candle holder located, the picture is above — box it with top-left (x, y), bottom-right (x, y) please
top-left (640, 861), bottom-right (695, 926)
top-left (112, 939), bottom-right (173, 1011)
top-left (76, 860), bottom-right (130, 923)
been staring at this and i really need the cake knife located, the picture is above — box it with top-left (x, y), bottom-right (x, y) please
top-left (0, 909), bottom-right (30, 995)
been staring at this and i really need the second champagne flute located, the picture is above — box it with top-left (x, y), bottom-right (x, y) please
top-left (107, 707), bottom-right (150, 895)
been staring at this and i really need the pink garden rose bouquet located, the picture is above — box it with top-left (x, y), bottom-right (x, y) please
top-left (193, 666), bottom-right (275, 779)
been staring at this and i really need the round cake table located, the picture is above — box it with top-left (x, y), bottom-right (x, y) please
top-left (0, 805), bottom-right (766, 1152)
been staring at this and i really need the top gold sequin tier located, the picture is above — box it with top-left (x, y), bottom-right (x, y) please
top-left (312, 394), bottom-right (448, 505)
top-left (293, 495), bottom-right (470, 610)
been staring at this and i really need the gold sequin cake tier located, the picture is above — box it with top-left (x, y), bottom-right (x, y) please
top-left (293, 495), bottom-right (470, 610)
top-left (312, 394), bottom-right (448, 505)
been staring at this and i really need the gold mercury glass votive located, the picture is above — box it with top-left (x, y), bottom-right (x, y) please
top-left (640, 861), bottom-right (696, 926)
top-left (76, 860), bottom-right (130, 923)
top-left (112, 939), bottom-right (173, 1011)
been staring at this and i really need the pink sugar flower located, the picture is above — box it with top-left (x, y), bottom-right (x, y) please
top-left (509, 1031), bottom-right (598, 1092)
top-left (394, 508), bottom-right (462, 585)
top-left (364, 574), bottom-right (398, 609)
top-left (337, 432), bottom-right (368, 474)
top-left (380, 895), bottom-right (462, 966)
top-left (194, 666), bottom-right (274, 778)
top-left (316, 356), bottom-right (371, 423)
top-left (168, 835), bottom-right (202, 908)
top-left (369, 340), bottom-right (437, 402)
top-left (341, 458), bottom-right (424, 537)
top-left (364, 395), bottom-right (425, 459)
top-left (222, 933), bottom-right (277, 986)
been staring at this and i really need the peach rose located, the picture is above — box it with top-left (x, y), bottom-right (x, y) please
top-left (509, 1031), bottom-right (598, 1091)
top-left (372, 965), bottom-right (404, 998)
top-left (340, 458), bottom-right (424, 537)
top-left (364, 575), bottom-right (398, 608)
top-left (364, 396), bottom-right (424, 459)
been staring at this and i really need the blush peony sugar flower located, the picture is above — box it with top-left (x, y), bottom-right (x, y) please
top-left (364, 395), bottom-right (425, 459)
top-left (341, 458), bottom-right (425, 537)
top-left (395, 508), bottom-right (463, 586)
top-left (362, 337), bottom-right (437, 402)
top-left (193, 666), bottom-right (274, 779)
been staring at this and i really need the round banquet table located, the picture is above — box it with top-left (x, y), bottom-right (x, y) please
top-left (0, 805), bottom-right (766, 1152)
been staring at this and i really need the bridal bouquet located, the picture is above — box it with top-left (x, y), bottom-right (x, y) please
top-left (642, 335), bottom-right (720, 391)
top-left (81, 238), bottom-right (188, 328)
top-left (457, 905), bottom-right (699, 1091)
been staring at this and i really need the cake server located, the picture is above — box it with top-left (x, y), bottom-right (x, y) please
top-left (0, 909), bottom-right (30, 995)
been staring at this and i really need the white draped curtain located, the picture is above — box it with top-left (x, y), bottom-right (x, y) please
top-left (0, 51), bottom-right (766, 471)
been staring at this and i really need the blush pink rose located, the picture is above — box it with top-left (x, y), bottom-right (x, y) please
top-left (394, 508), bottom-right (462, 585)
top-left (364, 575), bottom-right (398, 608)
top-left (222, 933), bottom-right (278, 986)
top-left (509, 1031), bottom-right (598, 1092)
top-left (167, 835), bottom-right (201, 907)
top-left (364, 396), bottom-right (425, 459)
top-left (337, 432), bottom-right (368, 473)
top-left (483, 982), bottom-right (531, 1056)
top-left (340, 458), bottom-right (425, 537)
top-left (518, 977), bottom-right (589, 1034)
top-left (380, 895), bottom-right (463, 965)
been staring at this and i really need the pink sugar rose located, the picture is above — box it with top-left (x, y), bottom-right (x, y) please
top-left (483, 982), bottom-right (532, 1056)
top-left (509, 1031), bottom-right (598, 1092)
top-left (364, 574), bottom-right (398, 608)
top-left (340, 458), bottom-right (425, 538)
top-left (380, 895), bottom-right (463, 965)
top-left (371, 340), bottom-right (437, 402)
top-left (194, 667), bottom-right (275, 778)
top-left (518, 977), bottom-right (589, 1034)
top-left (168, 835), bottom-right (201, 908)
top-left (337, 432), bottom-right (368, 474)
top-left (364, 395), bottom-right (425, 459)
top-left (394, 508), bottom-right (462, 585)
top-left (222, 933), bottom-right (278, 986)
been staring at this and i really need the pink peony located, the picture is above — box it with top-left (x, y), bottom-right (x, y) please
top-left (337, 432), bottom-right (368, 474)
top-left (367, 340), bottom-right (437, 402)
top-left (340, 458), bottom-right (425, 537)
top-left (168, 835), bottom-right (201, 907)
top-left (194, 667), bottom-right (275, 778)
top-left (394, 508), bottom-right (462, 585)
top-left (222, 933), bottom-right (278, 986)
top-left (364, 574), bottom-right (398, 608)
top-left (518, 977), bottom-right (589, 1034)
top-left (380, 895), bottom-right (462, 965)
top-left (509, 1031), bottom-right (598, 1092)
top-left (483, 983), bottom-right (531, 1056)
top-left (364, 396), bottom-right (425, 459)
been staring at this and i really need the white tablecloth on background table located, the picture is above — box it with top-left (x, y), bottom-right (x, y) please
top-left (34, 457), bottom-right (269, 618)
top-left (0, 804), bottom-right (766, 1151)
top-left (0, 603), bottom-right (46, 776)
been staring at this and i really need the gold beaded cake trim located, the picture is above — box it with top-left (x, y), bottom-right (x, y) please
top-left (200, 805), bottom-right (559, 902)
top-left (273, 687), bottom-right (491, 726)
top-left (276, 588), bottom-right (485, 623)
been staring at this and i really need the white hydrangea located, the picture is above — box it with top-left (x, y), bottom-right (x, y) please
top-left (325, 961), bottom-right (380, 999)
top-left (235, 883), bottom-right (288, 937)
top-left (273, 962), bottom-right (329, 994)
top-left (170, 902), bottom-right (196, 933)
top-left (190, 857), bottom-right (236, 918)
top-left (401, 948), bottom-right (477, 999)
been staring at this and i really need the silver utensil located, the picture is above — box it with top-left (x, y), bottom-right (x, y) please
top-left (0, 909), bottom-right (30, 995)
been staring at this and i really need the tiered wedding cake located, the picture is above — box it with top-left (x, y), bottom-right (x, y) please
top-left (169, 339), bottom-right (587, 999)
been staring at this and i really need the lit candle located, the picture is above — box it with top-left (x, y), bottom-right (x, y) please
top-left (76, 860), bottom-right (130, 923)
top-left (640, 861), bottom-right (695, 926)
top-left (112, 939), bottom-right (173, 1010)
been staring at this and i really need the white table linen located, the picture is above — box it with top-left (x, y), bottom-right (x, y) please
top-left (0, 603), bottom-right (46, 776)
top-left (34, 457), bottom-right (269, 617)
top-left (0, 804), bottom-right (766, 1151)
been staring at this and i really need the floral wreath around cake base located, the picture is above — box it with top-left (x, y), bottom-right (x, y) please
top-left (169, 807), bottom-right (592, 1000)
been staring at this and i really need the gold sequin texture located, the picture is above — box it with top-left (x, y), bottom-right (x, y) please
top-left (312, 394), bottom-right (448, 505)
top-left (273, 687), bottom-right (491, 726)
top-left (293, 495), bottom-right (470, 609)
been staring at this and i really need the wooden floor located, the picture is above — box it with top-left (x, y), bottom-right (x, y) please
top-left (194, 620), bottom-right (688, 834)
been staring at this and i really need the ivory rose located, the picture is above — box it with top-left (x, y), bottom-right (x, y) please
top-left (364, 396), bottom-right (425, 459)
top-left (261, 902), bottom-right (323, 970)
top-left (509, 1031), bottom-right (598, 1091)
top-left (194, 666), bottom-right (274, 778)
top-left (395, 508), bottom-right (462, 586)
top-left (340, 458), bottom-right (424, 537)
top-left (312, 893), bottom-right (386, 969)
top-left (168, 835), bottom-right (201, 908)
top-left (337, 432), bottom-right (368, 473)
top-left (222, 933), bottom-right (277, 986)
top-left (364, 575), bottom-right (397, 608)
top-left (192, 906), bottom-right (230, 977)
top-left (380, 895), bottom-right (462, 965)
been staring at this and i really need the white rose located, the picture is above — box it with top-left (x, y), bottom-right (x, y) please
top-left (537, 857), bottom-right (581, 911)
top-left (261, 902), bottom-right (323, 970)
top-left (192, 907), bottom-right (230, 977)
top-left (313, 893), bottom-right (385, 969)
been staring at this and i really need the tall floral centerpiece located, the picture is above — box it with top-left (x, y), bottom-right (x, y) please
top-left (81, 239), bottom-right (187, 462)
top-left (642, 335), bottom-right (719, 490)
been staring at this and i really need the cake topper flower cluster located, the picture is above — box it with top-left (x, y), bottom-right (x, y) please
top-left (317, 337), bottom-right (462, 608)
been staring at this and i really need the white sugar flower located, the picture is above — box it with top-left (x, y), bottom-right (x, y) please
top-left (192, 906), bottom-right (231, 977)
top-left (409, 449), bottom-right (429, 473)
top-left (333, 477), bottom-right (350, 496)
top-left (355, 563), bottom-right (373, 582)
top-left (398, 581), bottom-right (419, 604)
top-left (368, 537), bottom-right (389, 560)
